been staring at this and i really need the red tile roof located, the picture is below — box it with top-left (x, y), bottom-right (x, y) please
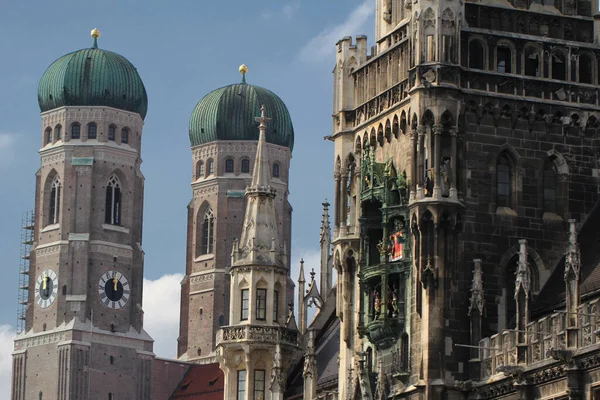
top-left (170, 363), bottom-right (224, 400)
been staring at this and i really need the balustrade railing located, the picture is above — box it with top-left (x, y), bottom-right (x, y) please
top-left (216, 325), bottom-right (298, 347)
top-left (477, 299), bottom-right (600, 380)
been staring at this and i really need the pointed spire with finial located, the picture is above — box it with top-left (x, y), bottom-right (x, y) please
top-left (239, 64), bottom-right (248, 84)
top-left (298, 258), bottom-right (306, 283)
top-left (233, 105), bottom-right (282, 266)
top-left (91, 28), bottom-right (101, 49)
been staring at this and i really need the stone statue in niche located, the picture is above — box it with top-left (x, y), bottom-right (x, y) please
top-left (440, 157), bottom-right (451, 197)
top-left (383, 0), bottom-right (393, 23)
top-left (373, 290), bottom-right (382, 319)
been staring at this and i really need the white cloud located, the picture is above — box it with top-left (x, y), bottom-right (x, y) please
top-left (298, 0), bottom-right (374, 64)
top-left (0, 325), bottom-right (16, 400)
top-left (143, 273), bottom-right (184, 359)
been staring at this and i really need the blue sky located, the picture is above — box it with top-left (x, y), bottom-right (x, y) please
top-left (0, 0), bottom-right (375, 391)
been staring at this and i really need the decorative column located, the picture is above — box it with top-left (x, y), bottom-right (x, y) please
top-left (334, 172), bottom-right (341, 237)
top-left (514, 239), bottom-right (530, 364)
top-left (449, 128), bottom-right (458, 199)
top-left (410, 128), bottom-right (418, 201)
top-left (340, 169), bottom-right (348, 236)
top-left (417, 126), bottom-right (425, 198)
top-left (432, 124), bottom-right (443, 198)
top-left (298, 259), bottom-right (306, 335)
top-left (565, 219), bottom-right (581, 349)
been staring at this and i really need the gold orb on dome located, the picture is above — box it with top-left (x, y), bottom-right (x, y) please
top-left (91, 28), bottom-right (101, 39)
top-left (239, 64), bottom-right (249, 75)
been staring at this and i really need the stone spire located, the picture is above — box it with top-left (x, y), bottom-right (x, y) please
top-left (298, 258), bottom-right (307, 334)
top-left (320, 201), bottom-right (333, 301)
top-left (514, 240), bottom-right (531, 299)
top-left (232, 105), bottom-right (285, 267)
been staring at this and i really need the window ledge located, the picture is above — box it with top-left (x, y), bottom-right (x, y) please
top-left (496, 207), bottom-right (517, 217)
top-left (41, 224), bottom-right (60, 233)
top-left (102, 224), bottom-right (129, 234)
top-left (543, 212), bottom-right (563, 221)
top-left (194, 254), bottom-right (214, 262)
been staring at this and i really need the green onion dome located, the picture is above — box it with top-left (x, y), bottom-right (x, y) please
top-left (38, 30), bottom-right (148, 119)
top-left (189, 69), bottom-right (294, 150)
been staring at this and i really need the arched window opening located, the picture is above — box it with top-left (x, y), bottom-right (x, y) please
top-left (552, 52), bottom-right (566, 80)
top-left (49, 176), bottom-right (61, 225)
top-left (225, 159), bottom-right (234, 173)
top-left (273, 289), bottom-right (279, 322)
top-left (366, 347), bottom-right (373, 373)
top-left (202, 208), bottom-right (214, 254)
top-left (497, 155), bottom-right (512, 208)
top-left (256, 288), bottom-right (267, 320)
top-left (105, 175), bottom-right (122, 225)
top-left (108, 125), bottom-right (116, 141)
top-left (543, 162), bottom-right (557, 213)
top-left (469, 40), bottom-right (484, 69)
top-left (272, 163), bottom-right (280, 178)
top-left (45, 128), bottom-right (52, 145)
top-left (108, 393), bottom-right (113, 400)
top-left (196, 161), bottom-right (204, 179)
top-left (240, 289), bottom-right (249, 321)
top-left (71, 123), bottom-right (80, 139)
top-left (497, 46), bottom-right (512, 73)
top-left (524, 47), bottom-right (540, 77)
top-left (39, 392), bottom-right (43, 400)
top-left (207, 159), bottom-right (214, 175)
top-left (241, 159), bottom-right (250, 173)
top-left (54, 125), bottom-right (62, 141)
top-left (579, 54), bottom-right (593, 84)
top-left (88, 123), bottom-right (97, 139)
top-left (121, 128), bottom-right (129, 144)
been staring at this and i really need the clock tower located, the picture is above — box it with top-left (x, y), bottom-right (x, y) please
top-left (12, 30), bottom-right (154, 400)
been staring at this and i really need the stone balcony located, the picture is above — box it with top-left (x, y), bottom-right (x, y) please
top-left (216, 325), bottom-right (298, 349)
top-left (475, 298), bottom-right (600, 381)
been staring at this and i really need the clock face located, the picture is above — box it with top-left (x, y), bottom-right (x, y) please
top-left (98, 270), bottom-right (130, 309)
top-left (35, 269), bottom-right (58, 308)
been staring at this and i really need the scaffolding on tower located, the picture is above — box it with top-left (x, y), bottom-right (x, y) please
top-left (17, 211), bottom-right (34, 334)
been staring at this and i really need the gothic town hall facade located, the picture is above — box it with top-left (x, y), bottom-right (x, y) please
top-left (12, 0), bottom-right (600, 398)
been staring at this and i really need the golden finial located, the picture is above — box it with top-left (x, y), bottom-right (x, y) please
top-left (91, 28), bottom-right (101, 49)
top-left (239, 64), bottom-right (248, 84)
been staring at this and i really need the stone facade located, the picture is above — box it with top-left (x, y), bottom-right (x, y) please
top-left (12, 105), bottom-right (154, 400)
top-left (328, 0), bottom-right (600, 399)
top-left (177, 140), bottom-right (293, 363)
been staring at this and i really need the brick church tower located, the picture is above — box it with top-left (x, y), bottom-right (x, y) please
top-left (12, 29), bottom-right (154, 400)
top-left (177, 66), bottom-right (295, 363)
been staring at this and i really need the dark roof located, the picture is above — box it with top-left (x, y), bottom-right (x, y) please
top-left (189, 83), bottom-right (294, 149)
top-left (533, 202), bottom-right (600, 316)
top-left (38, 39), bottom-right (148, 119)
top-left (170, 363), bottom-right (224, 400)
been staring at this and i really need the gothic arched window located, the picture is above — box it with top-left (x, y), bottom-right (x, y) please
top-left (105, 175), bottom-right (122, 225)
top-left (71, 123), bottom-right (80, 139)
top-left (88, 123), bottom-right (97, 139)
top-left (45, 127), bottom-right (52, 145)
top-left (49, 176), bottom-right (61, 225)
top-left (202, 208), bottom-right (214, 254)
top-left (225, 158), bottom-right (234, 173)
top-left (207, 159), bottom-right (214, 175)
top-left (469, 40), bottom-right (484, 69)
top-left (121, 128), bottom-right (129, 144)
top-left (196, 161), bottom-right (204, 178)
top-left (272, 163), bottom-right (280, 178)
top-left (241, 159), bottom-right (250, 173)
top-left (496, 155), bottom-right (512, 207)
top-left (552, 51), bottom-right (567, 80)
top-left (497, 45), bottom-right (512, 73)
top-left (108, 125), bottom-right (116, 141)
top-left (54, 125), bottom-right (62, 141)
